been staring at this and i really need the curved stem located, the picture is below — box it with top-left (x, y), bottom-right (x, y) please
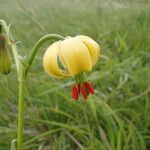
top-left (27, 34), bottom-right (64, 74)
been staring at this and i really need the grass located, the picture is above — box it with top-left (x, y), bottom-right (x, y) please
top-left (0, 0), bottom-right (150, 149)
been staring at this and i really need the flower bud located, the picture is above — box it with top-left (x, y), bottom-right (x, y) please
top-left (0, 34), bottom-right (11, 74)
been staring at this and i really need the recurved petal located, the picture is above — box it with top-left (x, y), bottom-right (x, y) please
top-left (58, 37), bottom-right (92, 76)
top-left (43, 41), bottom-right (69, 78)
top-left (76, 35), bottom-right (100, 66)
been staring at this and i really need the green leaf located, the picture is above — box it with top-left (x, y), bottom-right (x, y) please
top-left (11, 139), bottom-right (17, 150)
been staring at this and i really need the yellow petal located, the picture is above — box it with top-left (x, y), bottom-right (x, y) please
top-left (43, 41), bottom-right (69, 78)
top-left (58, 37), bottom-right (92, 76)
top-left (76, 35), bottom-right (100, 66)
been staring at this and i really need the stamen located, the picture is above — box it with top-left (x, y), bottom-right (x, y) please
top-left (73, 74), bottom-right (94, 100)
top-left (80, 85), bottom-right (88, 99)
top-left (84, 81), bottom-right (95, 94)
top-left (75, 72), bottom-right (85, 84)
top-left (71, 85), bottom-right (79, 100)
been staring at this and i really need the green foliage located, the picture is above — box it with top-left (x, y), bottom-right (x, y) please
top-left (0, 0), bottom-right (150, 149)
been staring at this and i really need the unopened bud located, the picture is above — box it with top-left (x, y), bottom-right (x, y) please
top-left (0, 34), bottom-right (11, 74)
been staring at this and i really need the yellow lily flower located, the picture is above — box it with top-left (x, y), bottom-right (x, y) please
top-left (43, 35), bottom-right (100, 100)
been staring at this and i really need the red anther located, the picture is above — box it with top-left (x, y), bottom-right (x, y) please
top-left (72, 85), bottom-right (79, 100)
top-left (77, 83), bottom-right (81, 94)
top-left (84, 81), bottom-right (95, 94)
top-left (80, 85), bottom-right (88, 99)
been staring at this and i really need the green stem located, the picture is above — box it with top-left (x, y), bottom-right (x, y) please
top-left (27, 34), bottom-right (64, 73)
top-left (17, 61), bottom-right (26, 150)
top-left (17, 80), bottom-right (24, 150)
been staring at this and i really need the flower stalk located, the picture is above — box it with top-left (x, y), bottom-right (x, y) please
top-left (17, 60), bottom-right (26, 150)
top-left (27, 34), bottom-right (64, 73)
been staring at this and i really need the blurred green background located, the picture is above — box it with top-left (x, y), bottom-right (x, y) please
top-left (0, 0), bottom-right (150, 149)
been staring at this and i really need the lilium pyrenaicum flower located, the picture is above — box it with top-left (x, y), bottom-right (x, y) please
top-left (43, 35), bottom-right (100, 100)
